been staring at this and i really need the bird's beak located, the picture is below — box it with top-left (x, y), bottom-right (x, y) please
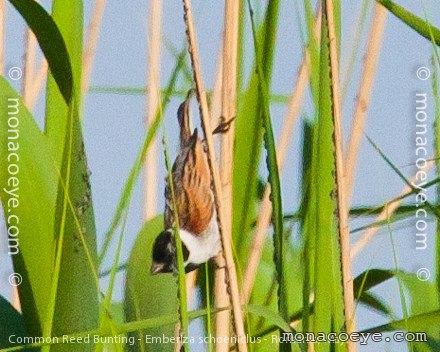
top-left (150, 263), bottom-right (164, 275)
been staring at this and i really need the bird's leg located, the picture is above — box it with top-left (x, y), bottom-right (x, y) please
top-left (212, 258), bottom-right (227, 271)
top-left (212, 116), bottom-right (236, 135)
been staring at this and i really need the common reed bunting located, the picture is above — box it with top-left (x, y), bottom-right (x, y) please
top-left (150, 93), bottom-right (222, 274)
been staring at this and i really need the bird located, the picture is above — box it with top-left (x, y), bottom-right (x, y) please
top-left (150, 92), bottom-right (221, 274)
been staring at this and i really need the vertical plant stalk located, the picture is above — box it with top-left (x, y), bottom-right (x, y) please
top-left (23, 0), bottom-right (107, 108)
top-left (211, 50), bottom-right (224, 129)
top-left (209, 41), bottom-right (228, 351)
top-left (246, 2), bottom-right (288, 347)
top-left (81, 0), bottom-right (106, 93)
top-left (0, 0), bottom-right (5, 75)
top-left (11, 286), bottom-right (21, 312)
top-left (185, 270), bottom-right (198, 304)
top-left (182, 1), bottom-right (247, 351)
top-left (210, 53), bottom-right (229, 342)
top-left (341, 0), bottom-right (370, 98)
top-left (183, 48), bottom-right (224, 325)
top-left (22, 0), bottom-right (38, 106)
top-left (215, 1), bottom-right (239, 350)
top-left (324, 1), bottom-right (356, 349)
top-left (26, 60), bottom-right (48, 109)
top-left (143, 0), bottom-right (162, 221)
top-left (242, 9), bottom-right (322, 303)
top-left (163, 135), bottom-right (189, 352)
top-left (345, 4), bottom-right (387, 200)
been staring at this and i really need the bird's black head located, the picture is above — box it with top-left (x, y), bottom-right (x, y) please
top-left (150, 229), bottom-right (197, 275)
top-left (151, 230), bottom-right (175, 274)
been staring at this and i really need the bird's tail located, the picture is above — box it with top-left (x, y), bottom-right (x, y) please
top-left (177, 89), bottom-right (194, 148)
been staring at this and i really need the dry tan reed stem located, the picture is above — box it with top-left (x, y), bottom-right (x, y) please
top-left (341, 1), bottom-right (369, 98)
top-left (212, 37), bottom-right (230, 352)
top-left (25, 0), bottom-right (108, 108)
top-left (26, 59), bottom-right (48, 110)
top-left (345, 5), bottom-right (387, 201)
top-left (185, 270), bottom-right (198, 304)
top-left (143, 0), bottom-right (162, 221)
top-left (182, 1), bottom-right (247, 350)
top-left (242, 8), bottom-right (322, 304)
top-left (215, 2), bottom-right (240, 350)
top-left (0, 0), bottom-right (5, 75)
top-left (211, 53), bottom-right (224, 129)
top-left (208, 51), bottom-right (227, 349)
top-left (11, 285), bottom-right (21, 312)
top-left (22, 1), bottom-right (38, 105)
top-left (82, 0), bottom-right (106, 94)
top-left (324, 1), bottom-right (356, 350)
top-left (351, 161), bottom-right (433, 259)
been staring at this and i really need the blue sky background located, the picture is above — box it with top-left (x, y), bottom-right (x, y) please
top-left (1, 1), bottom-right (440, 351)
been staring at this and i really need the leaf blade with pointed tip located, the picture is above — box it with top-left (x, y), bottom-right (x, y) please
top-left (375, 0), bottom-right (440, 45)
top-left (8, 0), bottom-right (73, 104)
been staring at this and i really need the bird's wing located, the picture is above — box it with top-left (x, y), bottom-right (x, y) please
top-left (164, 131), bottom-right (214, 236)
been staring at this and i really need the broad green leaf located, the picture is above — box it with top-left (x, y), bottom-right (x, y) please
top-left (362, 310), bottom-right (440, 334)
top-left (7, 0), bottom-right (73, 103)
top-left (124, 216), bottom-right (178, 352)
top-left (0, 79), bottom-right (56, 336)
top-left (46, 101), bottom-right (99, 352)
top-left (40, 2), bottom-right (100, 351)
top-left (233, 0), bottom-right (280, 260)
top-left (0, 296), bottom-right (27, 349)
top-left (362, 309), bottom-right (440, 352)
top-left (398, 272), bottom-right (440, 348)
top-left (249, 239), bottom-right (303, 352)
top-left (357, 292), bottom-right (392, 316)
top-left (353, 269), bottom-right (395, 293)
top-left (376, 0), bottom-right (440, 45)
top-left (250, 265), bottom-right (396, 340)
top-left (304, 1), bottom-right (320, 104)
top-left (110, 303), bottom-right (125, 326)
top-left (313, 4), bottom-right (345, 352)
top-left (246, 305), bottom-right (292, 334)
top-left (353, 269), bottom-right (394, 316)
top-left (45, 0), bottom-right (83, 165)
top-left (300, 120), bottom-right (316, 337)
top-left (246, 3), bottom-right (288, 348)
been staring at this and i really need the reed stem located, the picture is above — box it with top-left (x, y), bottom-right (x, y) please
top-left (182, 1), bottom-right (247, 350)
top-left (324, 1), bottom-right (356, 350)
top-left (143, 0), bottom-right (163, 221)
